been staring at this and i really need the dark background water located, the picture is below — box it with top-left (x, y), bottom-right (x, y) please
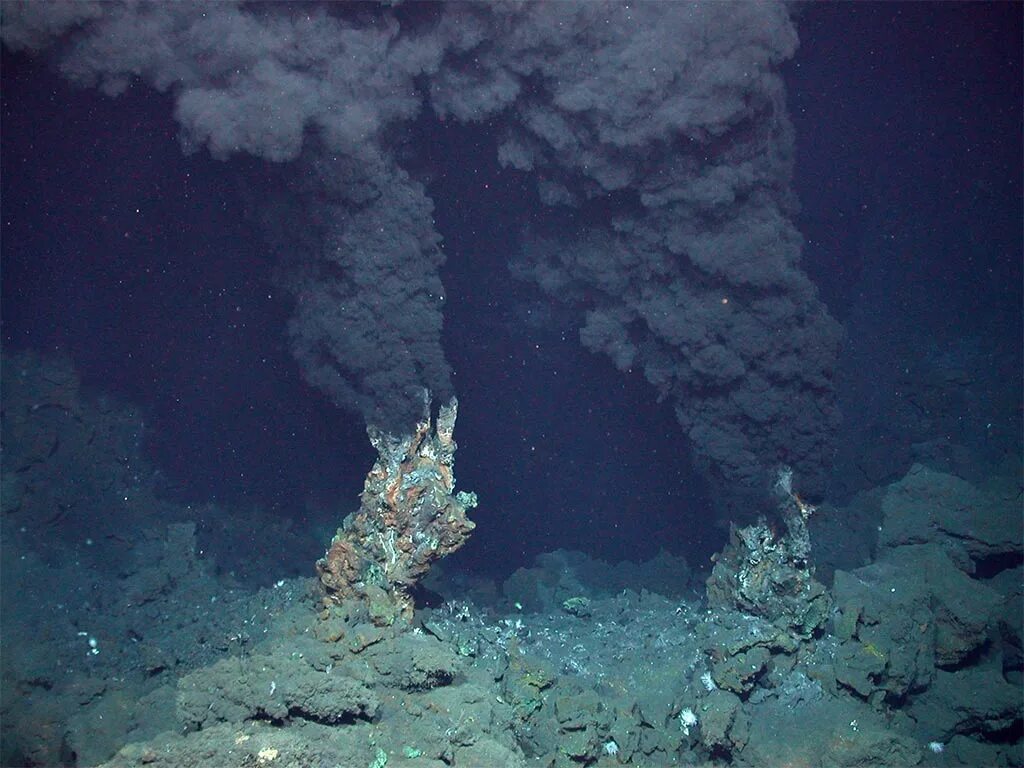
top-left (2, 2), bottom-right (1020, 578)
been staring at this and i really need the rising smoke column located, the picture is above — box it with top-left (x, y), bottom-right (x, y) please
top-left (430, 2), bottom-right (843, 497)
top-left (280, 154), bottom-right (453, 431)
top-left (3, 1), bottom-right (841, 496)
top-left (1, 1), bottom-right (452, 432)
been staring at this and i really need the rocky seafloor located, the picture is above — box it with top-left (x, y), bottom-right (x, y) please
top-left (2, 353), bottom-right (1021, 767)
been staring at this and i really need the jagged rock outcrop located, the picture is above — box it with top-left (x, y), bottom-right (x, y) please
top-left (317, 394), bottom-right (477, 622)
top-left (706, 468), bottom-right (831, 638)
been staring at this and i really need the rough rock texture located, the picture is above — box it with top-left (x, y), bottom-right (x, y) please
top-left (738, 694), bottom-right (922, 768)
top-left (367, 632), bottom-right (462, 692)
top-left (706, 468), bottom-right (831, 638)
top-left (697, 612), bottom-right (800, 697)
top-left (0, 352), bottom-right (182, 566)
top-left (5, 355), bottom-right (1018, 767)
top-left (101, 603), bottom-right (528, 768)
top-left (829, 465), bottom-right (1022, 756)
top-left (706, 518), bottom-right (830, 639)
top-left (699, 689), bottom-right (749, 754)
top-left (907, 664), bottom-right (1022, 740)
top-left (835, 544), bottom-right (1002, 682)
top-left (877, 463), bottom-right (1022, 569)
top-left (832, 562), bottom-right (937, 702)
top-left (176, 652), bottom-right (379, 731)
top-left (317, 395), bottom-right (477, 621)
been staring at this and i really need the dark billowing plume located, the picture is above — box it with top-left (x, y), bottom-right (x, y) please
top-left (281, 155), bottom-right (452, 431)
top-left (2, 1), bottom-right (452, 432)
top-left (3, 1), bottom-right (840, 492)
top-left (430, 3), bottom-right (842, 497)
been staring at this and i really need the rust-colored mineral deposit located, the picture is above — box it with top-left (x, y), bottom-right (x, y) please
top-left (317, 394), bottom-right (476, 622)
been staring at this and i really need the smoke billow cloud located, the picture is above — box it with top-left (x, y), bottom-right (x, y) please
top-left (3, 1), bottom-right (840, 493)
